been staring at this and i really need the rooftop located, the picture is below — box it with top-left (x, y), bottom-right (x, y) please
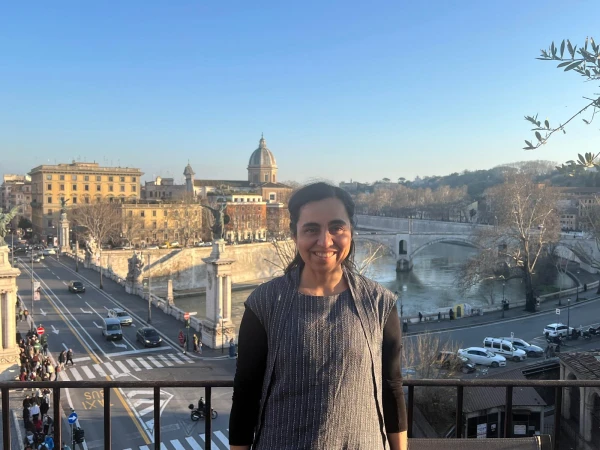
top-left (29, 161), bottom-right (143, 175)
top-left (558, 350), bottom-right (600, 380)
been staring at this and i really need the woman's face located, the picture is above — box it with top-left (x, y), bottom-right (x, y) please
top-left (293, 197), bottom-right (352, 275)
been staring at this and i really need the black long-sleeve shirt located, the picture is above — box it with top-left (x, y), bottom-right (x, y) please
top-left (229, 304), bottom-right (407, 445)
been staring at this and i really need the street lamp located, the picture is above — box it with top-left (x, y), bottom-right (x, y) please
top-left (502, 282), bottom-right (506, 319)
top-left (576, 270), bottom-right (580, 301)
top-left (567, 298), bottom-right (571, 339)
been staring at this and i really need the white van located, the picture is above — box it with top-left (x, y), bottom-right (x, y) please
top-left (483, 337), bottom-right (527, 362)
top-left (102, 318), bottom-right (123, 341)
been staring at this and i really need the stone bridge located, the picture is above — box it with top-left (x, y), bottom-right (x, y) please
top-left (355, 215), bottom-right (599, 272)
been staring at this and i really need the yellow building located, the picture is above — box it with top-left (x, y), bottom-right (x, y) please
top-left (29, 162), bottom-right (143, 242)
top-left (119, 201), bottom-right (204, 247)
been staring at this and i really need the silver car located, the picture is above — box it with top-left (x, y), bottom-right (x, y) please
top-left (500, 337), bottom-right (544, 358)
top-left (107, 307), bottom-right (133, 326)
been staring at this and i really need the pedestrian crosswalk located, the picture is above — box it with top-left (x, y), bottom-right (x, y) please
top-left (59, 352), bottom-right (194, 381)
top-left (123, 430), bottom-right (230, 450)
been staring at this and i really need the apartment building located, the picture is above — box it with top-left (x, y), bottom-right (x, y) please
top-left (29, 162), bottom-right (143, 242)
top-left (0, 174), bottom-right (32, 226)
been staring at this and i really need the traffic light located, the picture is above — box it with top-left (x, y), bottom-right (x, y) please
top-left (73, 427), bottom-right (85, 444)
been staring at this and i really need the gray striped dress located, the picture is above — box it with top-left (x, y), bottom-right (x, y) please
top-left (245, 267), bottom-right (395, 449)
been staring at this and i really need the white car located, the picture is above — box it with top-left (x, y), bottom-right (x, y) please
top-left (107, 307), bottom-right (133, 326)
top-left (458, 347), bottom-right (507, 368)
top-left (544, 323), bottom-right (573, 338)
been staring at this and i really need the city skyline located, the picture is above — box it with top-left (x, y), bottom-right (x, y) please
top-left (2, 1), bottom-right (600, 184)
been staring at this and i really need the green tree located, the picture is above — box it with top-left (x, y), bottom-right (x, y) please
top-left (18, 217), bottom-right (32, 230)
top-left (525, 38), bottom-right (600, 172)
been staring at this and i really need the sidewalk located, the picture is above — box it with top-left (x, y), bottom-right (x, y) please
top-left (404, 289), bottom-right (600, 335)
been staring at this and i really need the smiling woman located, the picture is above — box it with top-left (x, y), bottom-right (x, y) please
top-left (230, 182), bottom-right (407, 450)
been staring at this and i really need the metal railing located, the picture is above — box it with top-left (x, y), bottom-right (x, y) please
top-left (4, 378), bottom-right (600, 450)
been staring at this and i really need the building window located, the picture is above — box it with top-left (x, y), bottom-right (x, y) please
top-left (269, 193), bottom-right (276, 201)
top-left (108, 176), bottom-right (114, 182)
top-left (47, 184), bottom-right (52, 190)
top-left (84, 175), bottom-right (89, 181)
top-left (96, 175), bottom-right (101, 182)
top-left (47, 220), bottom-right (53, 227)
top-left (84, 185), bottom-right (89, 191)
top-left (119, 185), bottom-right (124, 192)
top-left (60, 175), bottom-right (65, 181)
top-left (47, 197), bottom-right (52, 204)
top-left (132, 177), bottom-right (137, 182)
top-left (152, 222), bottom-right (157, 229)
top-left (72, 175), bottom-right (77, 181)
top-left (152, 210), bottom-right (157, 217)
top-left (46, 175), bottom-right (52, 180)
top-left (128, 211), bottom-right (133, 217)
top-left (72, 184), bottom-right (77, 191)
top-left (84, 197), bottom-right (90, 204)
top-left (164, 233), bottom-right (168, 240)
top-left (59, 184), bottom-right (65, 191)
top-left (264, 174), bottom-right (268, 182)
top-left (48, 209), bottom-right (53, 216)
top-left (132, 185), bottom-right (136, 192)
top-left (96, 185), bottom-right (101, 192)
top-left (109, 185), bottom-right (113, 192)
top-left (72, 197), bottom-right (77, 204)
top-left (120, 177), bottom-right (125, 182)
top-left (141, 211), bottom-right (145, 217)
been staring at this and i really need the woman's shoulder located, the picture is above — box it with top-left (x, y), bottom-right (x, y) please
top-left (244, 273), bottom-right (293, 315)
top-left (350, 271), bottom-right (396, 302)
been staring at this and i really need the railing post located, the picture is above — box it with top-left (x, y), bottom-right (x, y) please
top-left (2, 387), bottom-right (10, 450)
top-left (205, 386), bottom-right (212, 450)
top-left (154, 386), bottom-right (161, 450)
top-left (504, 386), bottom-right (513, 438)
top-left (53, 387), bottom-right (62, 447)
top-left (455, 386), bottom-right (463, 438)
top-left (104, 387), bottom-right (111, 450)
top-left (553, 386), bottom-right (562, 450)
top-left (407, 385), bottom-right (414, 438)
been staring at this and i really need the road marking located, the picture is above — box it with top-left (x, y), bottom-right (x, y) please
top-left (158, 354), bottom-right (173, 366)
top-left (139, 446), bottom-right (150, 450)
top-left (56, 275), bottom-right (60, 279)
top-left (73, 356), bottom-right (91, 363)
top-left (132, 398), bottom-right (153, 408)
top-left (106, 347), bottom-right (166, 357)
top-left (104, 362), bottom-right (120, 377)
top-left (137, 358), bottom-right (152, 370)
top-left (70, 368), bottom-right (83, 381)
top-left (111, 341), bottom-right (127, 349)
top-left (82, 366), bottom-right (96, 379)
top-left (62, 281), bottom-right (68, 286)
top-left (170, 440), bottom-right (186, 450)
top-left (181, 353), bottom-right (194, 363)
top-left (93, 364), bottom-right (107, 377)
top-left (59, 371), bottom-right (70, 381)
top-left (215, 431), bottom-right (229, 447)
top-left (51, 325), bottom-right (59, 334)
top-left (77, 294), bottom-right (82, 299)
top-left (93, 321), bottom-right (103, 329)
top-left (62, 343), bottom-right (69, 351)
top-left (161, 444), bottom-right (168, 450)
top-left (40, 309), bottom-right (47, 316)
top-left (168, 354), bottom-right (185, 364)
top-left (147, 356), bottom-right (163, 368)
top-left (115, 360), bottom-right (130, 373)
top-left (125, 390), bottom-right (153, 398)
top-left (126, 359), bottom-right (141, 371)
top-left (185, 437), bottom-right (202, 450)
top-left (80, 308), bottom-right (92, 314)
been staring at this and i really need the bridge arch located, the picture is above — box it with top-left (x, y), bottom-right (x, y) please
top-left (411, 236), bottom-right (480, 259)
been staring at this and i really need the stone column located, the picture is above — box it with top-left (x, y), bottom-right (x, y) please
top-left (0, 246), bottom-right (21, 378)
top-left (167, 279), bottom-right (174, 305)
top-left (59, 212), bottom-right (70, 254)
top-left (201, 240), bottom-right (236, 349)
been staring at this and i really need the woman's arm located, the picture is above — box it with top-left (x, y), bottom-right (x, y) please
top-left (229, 307), bottom-right (268, 449)
top-left (382, 304), bottom-right (408, 450)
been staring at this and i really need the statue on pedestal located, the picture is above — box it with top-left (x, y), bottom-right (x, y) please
top-left (0, 205), bottom-right (21, 247)
top-left (127, 252), bottom-right (145, 284)
top-left (202, 203), bottom-right (230, 241)
top-left (85, 238), bottom-right (99, 263)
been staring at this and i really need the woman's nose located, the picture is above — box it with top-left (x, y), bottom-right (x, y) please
top-left (317, 230), bottom-right (333, 247)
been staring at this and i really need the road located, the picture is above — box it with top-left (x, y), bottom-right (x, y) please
top-left (16, 254), bottom-right (237, 450)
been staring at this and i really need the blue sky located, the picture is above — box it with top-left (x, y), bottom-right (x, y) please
top-left (2, 1), bottom-right (600, 185)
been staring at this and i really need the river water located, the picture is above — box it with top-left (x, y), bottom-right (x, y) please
top-left (174, 242), bottom-right (574, 334)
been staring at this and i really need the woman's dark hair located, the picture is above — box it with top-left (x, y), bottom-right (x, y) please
top-left (284, 182), bottom-right (356, 274)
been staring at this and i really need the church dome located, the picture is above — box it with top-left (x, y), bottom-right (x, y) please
top-left (248, 135), bottom-right (277, 168)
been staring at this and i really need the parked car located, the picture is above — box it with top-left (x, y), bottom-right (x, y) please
top-left (434, 351), bottom-right (476, 373)
top-left (136, 327), bottom-right (162, 347)
top-left (159, 242), bottom-right (170, 249)
top-left (457, 347), bottom-right (507, 368)
top-left (107, 307), bottom-right (133, 326)
top-left (483, 337), bottom-right (527, 362)
top-left (544, 323), bottom-right (574, 338)
top-left (499, 337), bottom-right (544, 358)
top-left (170, 241), bottom-right (181, 248)
top-left (146, 245), bottom-right (159, 250)
top-left (68, 281), bottom-right (85, 293)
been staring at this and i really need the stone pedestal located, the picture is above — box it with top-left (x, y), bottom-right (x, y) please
top-left (167, 279), bottom-right (174, 305)
top-left (201, 240), bottom-right (236, 349)
top-left (59, 213), bottom-right (70, 254)
top-left (0, 246), bottom-right (22, 380)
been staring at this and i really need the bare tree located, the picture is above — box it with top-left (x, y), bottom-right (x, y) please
top-left (264, 239), bottom-right (296, 274)
top-left (457, 173), bottom-right (560, 312)
top-left (71, 201), bottom-right (121, 289)
top-left (170, 194), bottom-right (203, 247)
top-left (121, 211), bottom-right (145, 247)
top-left (355, 241), bottom-right (386, 275)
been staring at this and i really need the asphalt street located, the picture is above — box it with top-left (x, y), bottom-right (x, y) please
top-left (14, 254), bottom-right (237, 450)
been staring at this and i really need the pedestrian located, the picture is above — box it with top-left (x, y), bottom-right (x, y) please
top-left (198, 337), bottom-right (202, 355)
top-left (418, 311), bottom-right (423, 322)
top-left (193, 334), bottom-right (199, 353)
top-left (54, 364), bottom-right (61, 381)
top-left (229, 338), bottom-right (236, 358)
top-left (66, 349), bottom-right (74, 366)
top-left (42, 342), bottom-right (48, 357)
top-left (30, 401), bottom-right (40, 421)
top-left (58, 351), bottom-right (65, 366)
top-left (229, 183), bottom-right (407, 449)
